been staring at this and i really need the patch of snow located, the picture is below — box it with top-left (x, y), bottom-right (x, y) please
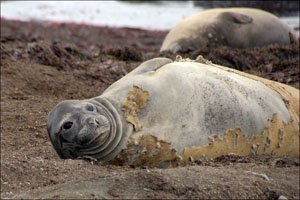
top-left (0, 1), bottom-right (201, 30)
top-left (1, 0), bottom-right (299, 34)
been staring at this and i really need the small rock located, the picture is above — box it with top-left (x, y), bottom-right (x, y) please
top-left (278, 195), bottom-right (288, 200)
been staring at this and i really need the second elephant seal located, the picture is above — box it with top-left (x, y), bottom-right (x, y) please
top-left (160, 8), bottom-right (298, 53)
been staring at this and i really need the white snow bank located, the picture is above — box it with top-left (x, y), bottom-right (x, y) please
top-left (1, 0), bottom-right (299, 34)
top-left (0, 1), bottom-right (201, 30)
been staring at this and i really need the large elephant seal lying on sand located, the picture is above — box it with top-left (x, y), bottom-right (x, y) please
top-left (160, 8), bottom-right (298, 53)
top-left (47, 57), bottom-right (299, 167)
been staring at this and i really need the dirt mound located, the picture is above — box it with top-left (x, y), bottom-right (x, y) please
top-left (16, 163), bottom-right (299, 199)
top-left (1, 18), bottom-right (299, 199)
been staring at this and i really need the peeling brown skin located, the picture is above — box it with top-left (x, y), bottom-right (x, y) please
top-left (118, 86), bottom-right (181, 167)
top-left (183, 113), bottom-right (299, 161)
top-left (113, 113), bottom-right (299, 167)
top-left (122, 86), bottom-right (150, 131)
top-left (112, 135), bottom-right (181, 167)
top-left (182, 61), bottom-right (299, 163)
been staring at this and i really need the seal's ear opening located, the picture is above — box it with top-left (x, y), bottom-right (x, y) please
top-left (219, 12), bottom-right (253, 24)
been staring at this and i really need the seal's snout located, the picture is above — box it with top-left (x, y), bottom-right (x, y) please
top-left (82, 114), bottom-right (110, 129)
top-left (86, 117), bottom-right (100, 126)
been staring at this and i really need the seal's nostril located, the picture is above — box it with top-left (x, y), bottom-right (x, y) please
top-left (88, 118), bottom-right (100, 125)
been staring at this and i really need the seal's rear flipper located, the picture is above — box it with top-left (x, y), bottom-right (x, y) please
top-left (128, 58), bottom-right (172, 75)
top-left (219, 12), bottom-right (253, 24)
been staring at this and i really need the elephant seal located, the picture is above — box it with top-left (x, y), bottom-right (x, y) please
top-left (47, 57), bottom-right (299, 166)
top-left (160, 8), bottom-right (298, 53)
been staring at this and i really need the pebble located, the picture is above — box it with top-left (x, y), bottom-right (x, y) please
top-left (278, 195), bottom-right (288, 200)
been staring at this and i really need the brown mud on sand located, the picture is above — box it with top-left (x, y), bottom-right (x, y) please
top-left (1, 19), bottom-right (299, 199)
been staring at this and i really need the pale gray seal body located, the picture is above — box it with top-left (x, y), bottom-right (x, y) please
top-left (47, 57), bottom-right (299, 166)
top-left (160, 8), bottom-right (298, 53)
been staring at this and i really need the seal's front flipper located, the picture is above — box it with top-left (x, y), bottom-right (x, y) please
top-left (219, 11), bottom-right (253, 24)
top-left (128, 57), bottom-right (172, 75)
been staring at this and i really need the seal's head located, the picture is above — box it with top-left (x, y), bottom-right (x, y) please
top-left (47, 99), bottom-right (122, 161)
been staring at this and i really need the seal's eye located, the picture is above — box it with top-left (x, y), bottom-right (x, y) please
top-left (63, 121), bottom-right (73, 130)
top-left (86, 104), bottom-right (94, 112)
